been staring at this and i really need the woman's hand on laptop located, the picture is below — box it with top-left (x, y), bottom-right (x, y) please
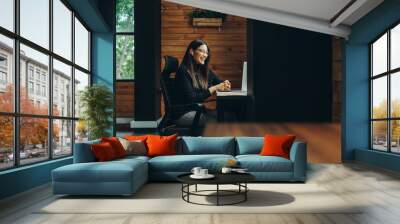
top-left (223, 80), bottom-right (231, 91)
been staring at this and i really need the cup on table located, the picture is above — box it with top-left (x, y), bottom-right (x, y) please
top-left (191, 167), bottom-right (202, 176)
top-left (221, 167), bottom-right (232, 174)
top-left (200, 169), bottom-right (208, 176)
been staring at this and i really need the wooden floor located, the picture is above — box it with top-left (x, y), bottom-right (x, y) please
top-left (203, 123), bottom-right (341, 163)
top-left (1, 162), bottom-right (400, 224)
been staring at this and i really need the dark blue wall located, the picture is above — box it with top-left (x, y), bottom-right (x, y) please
top-left (344, 0), bottom-right (400, 167)
top-left (250, 21), bottom-right (332, 122)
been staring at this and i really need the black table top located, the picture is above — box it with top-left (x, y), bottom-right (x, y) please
top-left (177, 172), bottom-right (255, 185)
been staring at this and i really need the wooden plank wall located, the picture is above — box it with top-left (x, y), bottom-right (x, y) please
top-left (161, 1), bottom-right (247, 89)
top-left (332, 37), bottom-right (342, 122)
top-left (116, 81), bottom-right (134, 118)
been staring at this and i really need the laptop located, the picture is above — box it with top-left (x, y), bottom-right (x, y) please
top-left (217, 61), bottom-right (248, 96)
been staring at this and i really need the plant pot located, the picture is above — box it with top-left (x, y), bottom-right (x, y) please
top-left (192, 18), bottom-right (223, 27)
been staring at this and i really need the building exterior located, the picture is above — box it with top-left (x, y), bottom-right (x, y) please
top-left (0, 41), bottom-right (75, 151)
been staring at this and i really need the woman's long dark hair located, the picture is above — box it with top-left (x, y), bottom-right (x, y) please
top-left (181, 39), bottom-right (211, 89)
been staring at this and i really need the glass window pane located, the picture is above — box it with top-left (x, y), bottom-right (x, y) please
top-left (20, 44), bottom-right (49, 115)
top-left (116, 0), bottom-right (134, 32)
top-left (74, 69), bottom-right (89, 118)
top-left (53, 0), bottom-right (72, 60)
top-left (116, 35), bottom-right (134, 79)
top-left (74, 18), bottom-right (89, 70)
top-left (75, 120), bottom-right (88, 143)
top-left (53, 59), bottom-right (72, 117)
top-left (0, 0), bottom-right (14, 32)
top-left (20, 0), bottom-right (49, 49)
top-left (372, 33), bottom-right (387, 76)
top-left (372, 77), bottom-right (387, 119)
top-left (391, 120), bottom-right (400, 153)
top-left (391, 72), bottom-right (400, 118)
top-left (0, 34), bottom-right (14, 113)
top-left (372, 121), bottom-right (388, 151)
top-left (391, 24), bottom-right (400, 70)
top-left (0, 116), bottom-right (14, 170)
top-left (53, 119), bottom-right (72, 158)
top-left (20, 117), bottom-right (49, 165)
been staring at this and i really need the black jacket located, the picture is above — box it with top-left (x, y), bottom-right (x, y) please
top-left (175, 65), bottom-right (222, 104)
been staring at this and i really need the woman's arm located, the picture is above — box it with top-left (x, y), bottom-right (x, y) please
top-left (175, 67), bottom-right (211, 103)
top-left (209, 70), bottom-right (222, 86)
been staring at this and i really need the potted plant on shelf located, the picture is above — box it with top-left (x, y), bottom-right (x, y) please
top-left (79, 84), bottom-right (113, 140)
top-left (189, 9), bottom-right (226, 28)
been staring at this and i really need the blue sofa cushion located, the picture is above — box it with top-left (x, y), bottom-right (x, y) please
top-left (73, 140), bottom-right (100, 163)
top-left (236, 137), bottom-right (263, 155)
top-left (179, 137), bottom-right (235, 155)
top-left (149, 154), bottom-right (235, 172)
top-left (236, 155), bottom-right (293, 172)
top-left (53, 159), bottom-right (147, 183)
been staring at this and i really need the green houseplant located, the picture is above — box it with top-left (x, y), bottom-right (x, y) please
top-left (189, 9), bottom-right (226, 27)
top-left (79, 84), bottom-right (113, 140)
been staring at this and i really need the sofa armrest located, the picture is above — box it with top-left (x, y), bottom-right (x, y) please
top-left (73, 140), bottom-right (100, 163)
top-left (289, 141), bottom-right (307, 181)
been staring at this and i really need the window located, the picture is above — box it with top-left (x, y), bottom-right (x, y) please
top-left (371, 23), bottom-right (400, 154)
top-left (0, 55), bottom-right (7, 67)
top-left (42, 85), bottom-right (46, 97)
top-left (0, 0), bottom-right (14, 32)
top-left (28, 81), bottom-right (34, 94)
top-left (115, 0), bottom-right (135, 80)
top-left (36, 84), bottom-right (41, 95)
top-left (0, 0), bottom-right (91, 170)
top-left (29, 67), bottom-right (34, 80)
top-left (53, 0), bottom-right (72, 60)
top-left (0, 71), bottom-right (6, 85)
top-left (74, 18), bottom-right (89, 70)
top-left (53, 59), bottom-right (72, 117)
top-left (20, 0), bottom-right (49, 49)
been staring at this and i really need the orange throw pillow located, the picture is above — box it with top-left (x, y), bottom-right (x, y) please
top-left (91, 142), bottom-right (117, 161)
top-left (260, 134), bottom-right (296, 159)
top-left (101, 137), bottom-right (127, 158)
top-left (146, 134), bottom-right (177, 157)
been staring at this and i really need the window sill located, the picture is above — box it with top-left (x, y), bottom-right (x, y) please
top-left (0, 156), bottom-right (72, 176)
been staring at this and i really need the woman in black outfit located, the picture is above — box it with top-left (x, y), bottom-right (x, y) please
top-left (175, 39), bottom-right (231, 125)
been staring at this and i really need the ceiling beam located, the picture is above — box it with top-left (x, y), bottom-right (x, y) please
top-left (166, 0), bottom-right (351, 38)
top-left (330, 0), bottom-right (368, 27)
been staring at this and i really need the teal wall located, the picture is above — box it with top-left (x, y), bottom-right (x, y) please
top-left (0, 158), bottom-right (72, 199)
top-left (344, 0), bottom-right (400, 170)
top-left (92, 32), bottom-right (115, 136)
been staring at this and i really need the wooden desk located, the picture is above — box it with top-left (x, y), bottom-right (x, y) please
top-left (216, 94), bottom-right (251, 122)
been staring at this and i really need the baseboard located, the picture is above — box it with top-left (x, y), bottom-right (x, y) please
top-left (116, 117), bottom-right (134, 124)
top-left (130, 117), bottom-right (162, 129)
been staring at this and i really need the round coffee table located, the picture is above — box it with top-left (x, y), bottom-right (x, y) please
top-left (177, 173), bottom-right (255, 206)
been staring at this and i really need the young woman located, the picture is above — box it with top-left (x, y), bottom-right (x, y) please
top-left (175, 39), bottom-right (231, 125)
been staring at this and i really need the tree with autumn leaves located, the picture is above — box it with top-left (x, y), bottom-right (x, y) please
top-left (372, 99), bottom-right (400, 142)
top-left (0, 85), bottom-right (59, 152)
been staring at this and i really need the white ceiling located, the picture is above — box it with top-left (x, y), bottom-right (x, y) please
top-left (225, 0), bottom-right (352, 22)
top-left (166, 0), bottom-right (384, 38)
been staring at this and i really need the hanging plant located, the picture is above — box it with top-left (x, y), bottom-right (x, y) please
top-left (189, 9), bottom-right (226, 27)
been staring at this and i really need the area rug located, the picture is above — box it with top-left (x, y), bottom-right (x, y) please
top-left (37, 183), bottom-right (361, 214)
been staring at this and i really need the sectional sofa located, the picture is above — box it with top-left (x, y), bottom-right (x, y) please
top-left (52, 137), bottom-right (307, 196)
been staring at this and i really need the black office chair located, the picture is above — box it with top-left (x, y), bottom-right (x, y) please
top-left (158, 55), bottom-right (206, 136)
